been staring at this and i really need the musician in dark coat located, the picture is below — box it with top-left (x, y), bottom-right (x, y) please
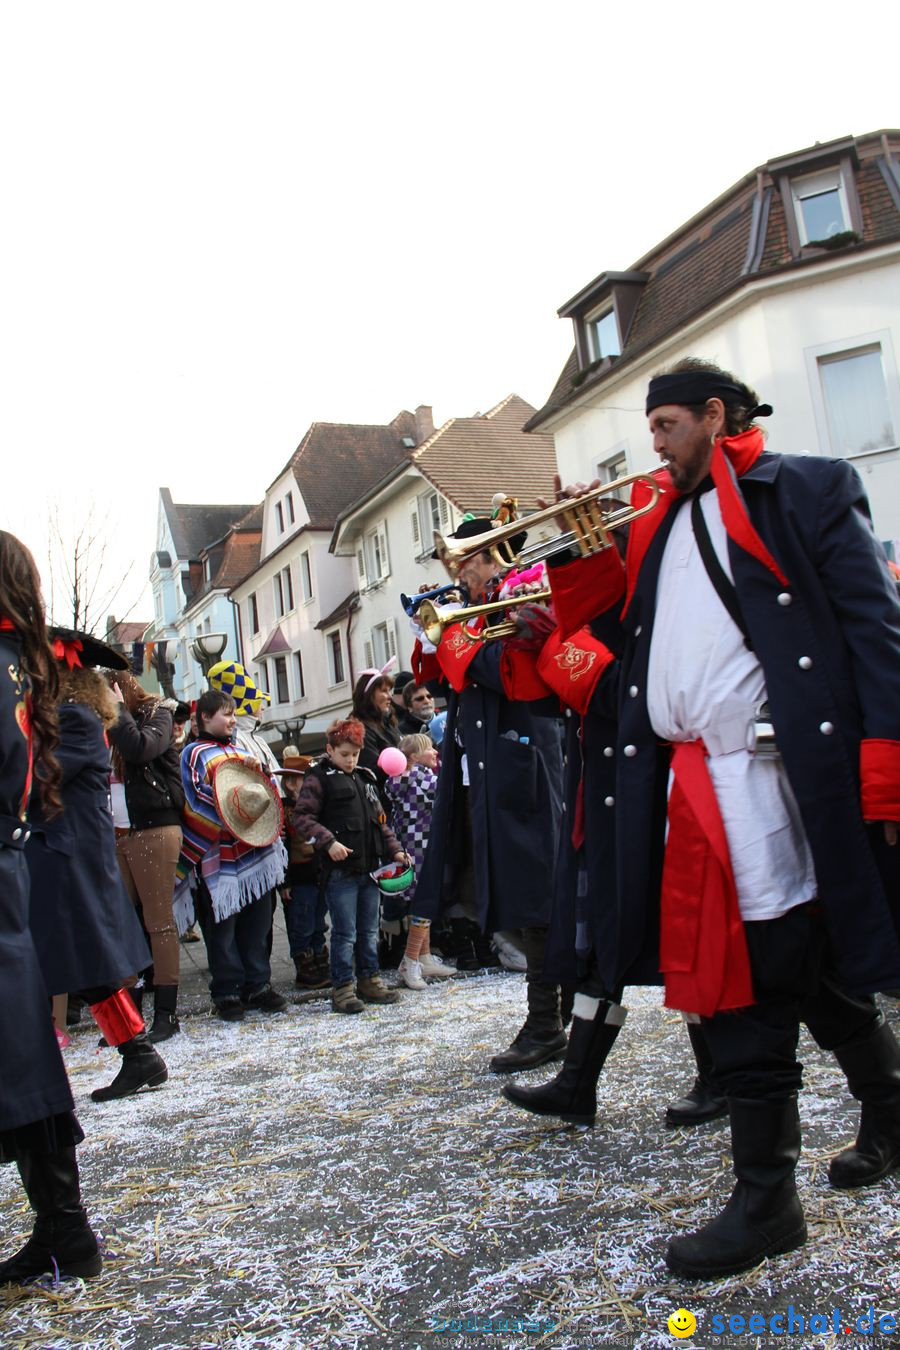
top-left (543, 358), bottom-right (900, 1280)
top-left (26, 631), bottom-right (167, 1105)
top-left (412, 517), bottom-right (567, 1072)
top-left (0, 533), bottom-right (101, 1285)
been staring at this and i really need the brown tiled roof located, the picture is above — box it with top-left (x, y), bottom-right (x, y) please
top-left (413, 395), bottom-right (556, 512)
top-left (528, 129), bottom-right (900, 430)
top-left (210, 528), bottom-right (262, 591)
top-left (274, 412), bottom-right (421, 529)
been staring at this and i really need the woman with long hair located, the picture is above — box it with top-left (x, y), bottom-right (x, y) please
top-left (351, 667), bottom-right (401, 807)
top-left (107, 669), bottom-right (184, 1041)
top-left (0, 531), bottom-right (101, 1284)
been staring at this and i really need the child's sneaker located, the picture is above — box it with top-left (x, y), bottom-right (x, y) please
top-left (419, 952), bottom-right (455, 980)
top-left (398, 955), bottom-right (427, 990)
top-left (331, 982), bottom-right (365, 1014)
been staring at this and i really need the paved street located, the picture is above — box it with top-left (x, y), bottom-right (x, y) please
top-left (1, 916), bottom-right (897, 1350)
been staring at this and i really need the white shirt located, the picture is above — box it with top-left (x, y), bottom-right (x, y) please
top-left (647, 491), bottom-right (816, 921)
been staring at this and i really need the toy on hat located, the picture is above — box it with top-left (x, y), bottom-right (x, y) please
top-left (207, 660), bottom-right (271, 717)
top-left (378, 747), bottom-right (407, 777)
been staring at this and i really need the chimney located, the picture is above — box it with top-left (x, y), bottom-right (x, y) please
top-left (415, 405), bottom-right (434, 445)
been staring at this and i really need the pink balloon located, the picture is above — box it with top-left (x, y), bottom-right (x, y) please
top-left (378, 747), bottom-right (408, 777)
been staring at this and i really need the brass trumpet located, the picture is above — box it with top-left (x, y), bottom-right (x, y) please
top-left (417, 591), bottom-right (553, 645)
top-left (433, 473), bottom-right (662, 579)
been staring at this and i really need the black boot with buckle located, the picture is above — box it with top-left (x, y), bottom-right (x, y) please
top-left (146, 985), bottom-right (180, 1043)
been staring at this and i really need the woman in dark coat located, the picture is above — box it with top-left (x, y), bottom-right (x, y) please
top-left (0, 532), bottom-right (101, 1285)
top-left (26, 635), bottom-right (167, 1104)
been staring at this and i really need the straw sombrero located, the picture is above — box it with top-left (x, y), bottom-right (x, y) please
top-left (212, 759), bottom-right (284, 847)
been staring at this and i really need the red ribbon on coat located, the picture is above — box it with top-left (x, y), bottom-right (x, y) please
top-left (660, 741), bottom-right (755, 1017)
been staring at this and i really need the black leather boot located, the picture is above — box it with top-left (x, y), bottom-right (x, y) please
top-left (490, 927), bottom-right (566, 1073)
top-left (665, 1095), bottom-right (807, 1279)
top-left (828, 1016), bottom-right (900, 1188)
top-left (0, 1147), bottom-right (101, 1284)
top-left (90, 1034), bottom-right (168, 1103)
top-left (501, 1000), bottom-right (626, 1124)
top-left (665, 1021), bottom-right (728, 1127)
top-left (146, 985), bottom-right (180, 1044)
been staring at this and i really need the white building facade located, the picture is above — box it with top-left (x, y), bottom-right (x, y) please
top-left (529, 132), bottom-right (900, 556)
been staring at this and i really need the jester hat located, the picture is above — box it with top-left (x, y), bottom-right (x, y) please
top-left (206, 660), bottom-right (271, 717)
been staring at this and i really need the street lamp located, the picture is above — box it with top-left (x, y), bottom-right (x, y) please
top-left (190, 632), bottom-right (228, 677)
top-left (272, 713), bottom-right (307, 740)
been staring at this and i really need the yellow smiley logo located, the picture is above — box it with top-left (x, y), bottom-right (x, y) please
top-left (668, 1308), bottom-right (697, 1338)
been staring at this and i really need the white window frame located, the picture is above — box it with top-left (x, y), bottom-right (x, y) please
top-left (257, 662), bottom-right (270, 695)
top-left (804, 331), bottom-right (900, 461)
top-left (299, 550), bottom-right (313, 604)
top-left (585, 305), bottom-right (621, 362)
top-left (370, 618), bottom-right (397, 669)
top-left (790, 167), bottom-right (851, 246)
top-left (248, 592), bottom-right (259, 636)
top-left (273, 565), bottom-right (294, 618)
top-left (285, 491), bottom-right (295, 526)
top-left (273, 654), bottom-right (290, 705)
top-left (275, 501), bottom-right (284, 534)
top-left (294, 650), bottom-right (306, 700)
top-left (593, 442), bottom-right (630, 485)
top-left (411, 489), bottom-right (450, 558)
top-left (325, 629), bottom-right (346, 688)
top-left (363, 520), bottom-right (391, 586)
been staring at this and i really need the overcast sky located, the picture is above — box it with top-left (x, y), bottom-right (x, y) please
top-left (2, 1), bottom-right (896, 624)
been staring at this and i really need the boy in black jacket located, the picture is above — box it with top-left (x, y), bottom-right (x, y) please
top-left (294, 718), bottom-right (408, 1013)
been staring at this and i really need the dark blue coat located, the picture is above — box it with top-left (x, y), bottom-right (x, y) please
top-left (543, 619), bottom-right (624, 987)
top-left (413, 641), bottom-right (564, 933)
top-left (0, 633), bottom-right (74, 1133)
top-left (589, 452), bottom-right (900, 995)
top-left (26, 701), bottom-right (150, 995)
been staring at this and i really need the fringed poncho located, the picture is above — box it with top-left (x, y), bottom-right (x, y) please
top-left (174, 738), bottom-right (287, 930)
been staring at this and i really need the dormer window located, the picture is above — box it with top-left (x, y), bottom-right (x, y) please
top-left (587, 308), bottom-right (621, 362)
top-left (275, 502), bottom-right (284, 533)
top-left (791, 169), bottom-right (850, 245)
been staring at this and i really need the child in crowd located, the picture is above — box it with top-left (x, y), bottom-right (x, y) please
top-left (278, 749), bottom-right (330, 991)
top-left (177, 690), bottom-right (287, 1022)
top-left (293, 718), bottom-right (408, 1014)
top-left (386, 733), bottom-right (455, 990)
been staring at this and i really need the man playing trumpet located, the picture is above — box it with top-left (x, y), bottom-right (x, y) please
top-left (535, 356), bottom-right (900, 1279)
top-left (410, 513), bottom-right (570, 1073)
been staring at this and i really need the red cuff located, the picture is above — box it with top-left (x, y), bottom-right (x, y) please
top-left (547, 548), bottom-right (625, 637)
top-left (536, 627), bottom-right (614, 715)
top-left (499, 647), bottom-right (554, 701)
top-left (436, 620), bottom-right (484, 692)
top-left (411, 640), bottom-right (441, 686)
top-left (860, 738), bottom-right (900, 821)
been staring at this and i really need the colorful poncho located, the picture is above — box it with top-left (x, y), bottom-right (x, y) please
top-left (174, 737), bottom-right (287, 930)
